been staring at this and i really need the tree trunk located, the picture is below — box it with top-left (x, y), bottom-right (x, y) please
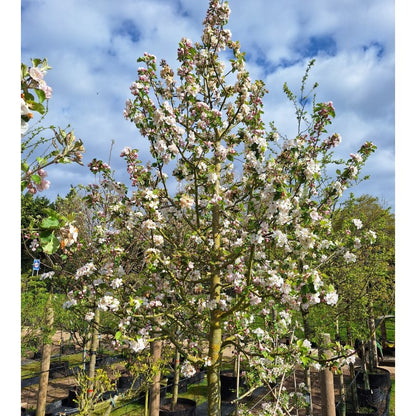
top-left (367, 299), bottom-right (378, 370)
top-left (207, 161), bottom-right (223, 416)
top-left (36, 293), bottom-right (54, 416)
top-left (301, 309), bottom-right (313, 416)
top-left (207, 315), bottom-right (222, 416)
top-left (336, 318), bottom-right (346, 416)
top-left (319, 333), bottom-right (336, 416)
top-left (171, 349), bottom-right (181, 410)
top-left (87, 308), bottom-right (100, 399)
top-left (349, 363), bottom-right (359, 413)
top-left (149, 340), bottom-right (162, 416)
top-left (380, 318), bottom-right (387, 349)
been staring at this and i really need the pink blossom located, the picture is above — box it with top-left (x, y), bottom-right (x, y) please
top-left (29, 66), bottom-right (45, 82)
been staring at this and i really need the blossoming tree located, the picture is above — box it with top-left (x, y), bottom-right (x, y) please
top-left (21, 58), bottom-right (85, 416)
top-left (58, 1), bottom-right (377, 414)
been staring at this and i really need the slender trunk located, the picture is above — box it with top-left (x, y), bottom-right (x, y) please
top-left (368, 298), bottom-right (378, 370)
top-left (87, 308), bottom-right (100, 398)
top-left (235, 350), bottom-right (240, 415)
top-left (207, 316), bottom-right (222, 416)
top-left (301, 309), bottom-right (313, 416)
top-left (349, 363), bottom-right (359, 413)
top-left (360, 343), bottom-right (370, 390)
top-left (36, 293), bottom-right (54, 416)
top-left (145, 389), bottom-right (149, 416)
top-left (149, 340), bottom-right (162, 416)
top-left (338, 371), bottom-right (346, 416)
top-left (336, 318), bottom-right (346, 416)
top-left (380, 318), bottom-right (387, 349)
top-left (207, 160), bottom-right (223, 416)
top-left (171, 349), bottom-right (181, 410)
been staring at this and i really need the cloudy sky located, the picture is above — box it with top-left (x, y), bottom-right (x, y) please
top-left (20, 0), bottom-right (395, 210)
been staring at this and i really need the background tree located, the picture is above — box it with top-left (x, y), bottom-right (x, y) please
top-left (307, 194), bottom-right (394, 348)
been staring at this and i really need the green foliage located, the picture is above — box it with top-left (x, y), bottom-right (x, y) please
top-left (313, 194), bottom-right (395, 344)
top-left (75, 368), bottom-right (118, 415)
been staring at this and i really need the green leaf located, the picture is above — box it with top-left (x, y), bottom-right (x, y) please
top-left (115, 331), bottom-right (122, 340)
top-left (40, 216), bottom-right (60, 229)
top-left (21, 162), bottom-right (29, 172)
top-left (25, 92), bottom-right (35, 102)
top-left (39, 231), bottom-right (60, 254)
top-left (32, 174), bottom-right (42, 185)
top-left (34, 88), bottom-right (46, 103)
top-left (36, 156), bottom-right (48, 166)
top-left (29, 101), bottom-right (45, 115)
top-left (300, 356), bottom-right (310, 366)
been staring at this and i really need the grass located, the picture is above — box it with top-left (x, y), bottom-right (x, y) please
top-left (87, 377), bottom-right (209, 415)
top-left (389, 379), bottom-right (395, 415)
top-left (21, 352), bottom-right (86, 378)
top-left (176, 378), bottom-right (208, 406)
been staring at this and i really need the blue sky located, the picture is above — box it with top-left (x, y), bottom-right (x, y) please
top-left (20, 0), bottom-right (395, 209)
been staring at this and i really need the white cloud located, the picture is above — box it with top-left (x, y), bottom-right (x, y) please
top-left (21, 0), bottom-right (395, 209)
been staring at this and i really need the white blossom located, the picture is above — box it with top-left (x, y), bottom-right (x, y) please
top-left (324, 291), bottom-right (339, 306)
top-left (343, 251), bottom-right (357, 263)
top-left (352, 218), bottom-right (363, 229)
top-left (130, 338), bottom-right (147, 352)
top-left (181, 361), bottom-right (197, 378)
top-left (85, 311), bottom-right (95, 322)
top-left (40, 271), bottom-right (55, 280)
top-left (75, 262), bottom-right (96, 279)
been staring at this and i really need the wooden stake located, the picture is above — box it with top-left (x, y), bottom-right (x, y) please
top-left (319, 333), bottom-right (336, 416)
top-left (149, 340), bottom-right (162, 416)
top-left (36, 293), bottom-right (54, 416)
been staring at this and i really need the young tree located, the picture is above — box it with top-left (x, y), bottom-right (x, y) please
top-left (21, 58), bottom-right (85, 416)
top-left (58, 1), bottom-right (377, 415)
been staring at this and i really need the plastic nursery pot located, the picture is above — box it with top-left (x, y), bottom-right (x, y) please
top-left (220, 370), bottom-right (245, 401)
top-left (166, 374), bottom-right (188, 394)
top-left (355, 367), bottom-right (391, 416)
top-left (355, 367), bottom-right (391, 389)
top-left (49, 360), bottom-right (70, 379)
top-left (186, 370), bottom-right (205, 385)
top-left (61, 386), bottom-right (81, 408)
top-left (159, 398), bottom-right (197, 416)
top-left (44, 399), bottom-right (63, 416)
top-left (117, 375), bottom-right (141, 390)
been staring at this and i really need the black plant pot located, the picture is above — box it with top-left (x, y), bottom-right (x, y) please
top-left (166, 374), bottom-right (188, 394)
top-left (159, 398), bottom-right (197, 416)
top-left (186, 371), bottom-right (205, 385)
top-left (135, 385), bottom-right (167, 405)
top-left (117, 375), bottom-right (142, 390)
top-left (44, 400), bottom-right (63, 415)
top-left (61, 344), bottom-right (76, 355)
top-left (355, 368), bottom-right (391, 416)
top-left (61, 388), bottom-right (79, 408)
top-left (220, 370), bottom-right (245, 401)
top-left (49, 360), bottom-right (70, 378)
